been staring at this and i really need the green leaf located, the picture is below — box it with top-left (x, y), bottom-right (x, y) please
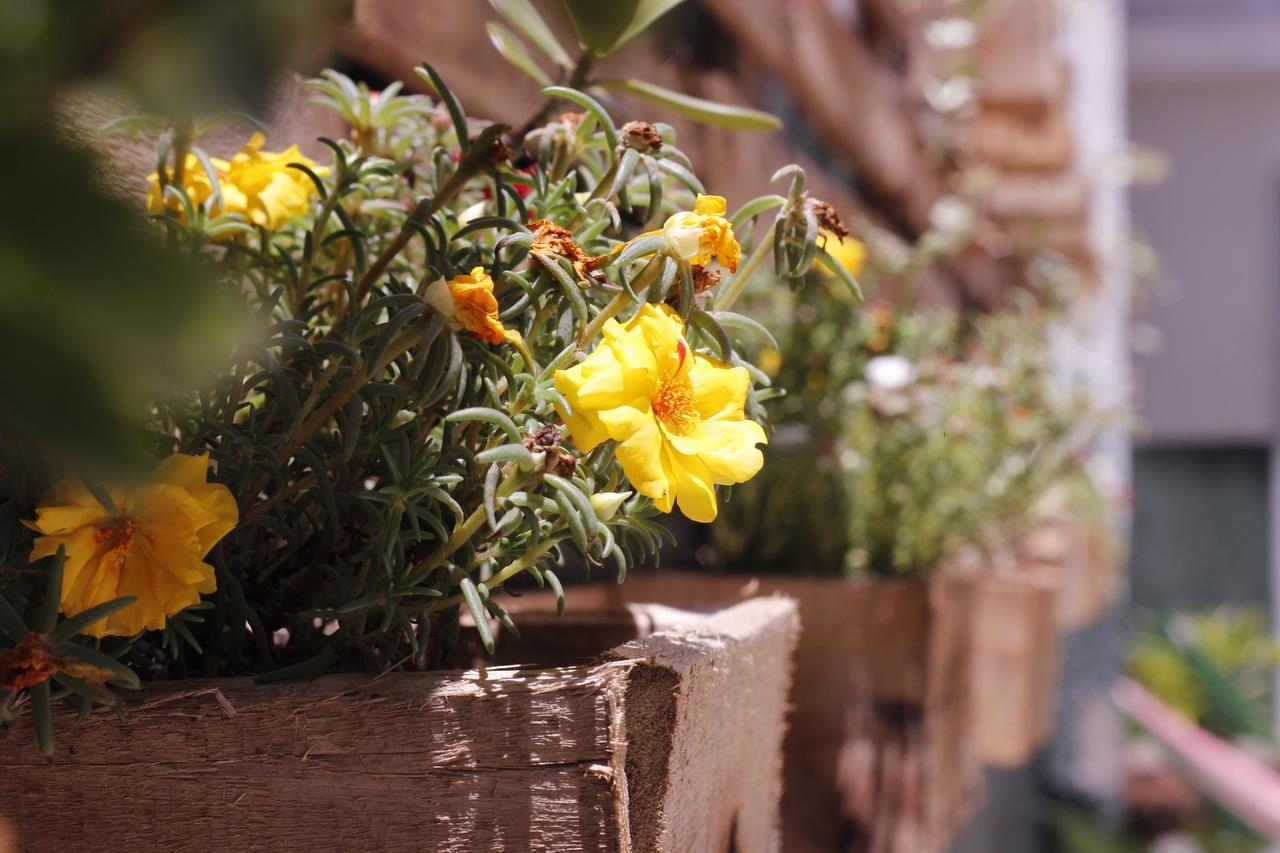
top-left (475, 444), bottom-right (538, 469)
top-left (490, 0), bottom-right (574, 68)
top-left (446, 407), bottom-right (523, 443)
top-left (540, 86), bottom-right (618, 150)
top-left (813, 244), bottom-right (864, 300)
top-left (82, 479), bottom-right (119, 516)
top-left (544, 568), bottom-right (566, 616)
top-left (0, 593), bottom-right (27, 642)
top-left (415, 64), bottom-right (470, 147)
top-left (50, 642), bottom-right (141, 689)
top-left (459, 576), bottom-right (495, 654)
top-left (37, 546), bottom-right (66, 634)
top-left (486, 21), bottom-right (554, 86)
top-left (708, 311), bottom-right (779, 352)
top-left (31, 680), bottom-right (53, 757)
top-left (561, 0), bottom-right (688, 56)
top-left (729, 194), bottom-right (787, 229)
top-left (689, 309), bottom-right (732, 362)
top-left (594, 78), bottom-right (782, 131)
top-left (47, 597), bottom-right (137, 643)
top-left (543, 473), bottom-right (599, 541)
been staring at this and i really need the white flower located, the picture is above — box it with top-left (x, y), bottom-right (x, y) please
top-left (865, 355), bottom-right (916, 391)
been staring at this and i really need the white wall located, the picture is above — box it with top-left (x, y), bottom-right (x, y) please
top-left (1129, 17), bottom-right (1280, 444)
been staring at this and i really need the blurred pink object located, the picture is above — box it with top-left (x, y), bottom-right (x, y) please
top-left (1111, 677), bottom-right (1280, 838)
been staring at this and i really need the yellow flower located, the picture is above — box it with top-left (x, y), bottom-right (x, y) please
top-left (818, 230), bottom-right (867, 280)
top-left (25, 454), bottom-right (238, 638)
top-left (554, 304), bottom-right (766, 522)
top-left (146, 133), bottom-right (326, 230)
top-left (425, 266), bottom-right (519, 346)
top-left (659, 194), bottom-right (741, 271)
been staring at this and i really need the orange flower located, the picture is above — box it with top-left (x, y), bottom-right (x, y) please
top-left (424, 267), bottom-right (518, 345)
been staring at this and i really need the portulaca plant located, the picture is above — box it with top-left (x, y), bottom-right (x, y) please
top-left (0, 57), bottom-right (859, 754)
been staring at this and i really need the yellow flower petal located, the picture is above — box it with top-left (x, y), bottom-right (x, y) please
top-left (26, 453), bottom-right (238, 638)
top-left (666, 448), bottom-right (719, 523)
top-left (145, 135), bottom-right (325, 233)
top-left (687, 356), bottom-right (750, 421)
top-left (693, 194), bottom-right (728, 216)
top-left (554, 301), bottom-right (765, 522)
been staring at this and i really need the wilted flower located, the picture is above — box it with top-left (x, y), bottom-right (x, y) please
top-left (659, 194), bottom-right (741, 271)
top-left (0, 633), bottom-right (55, 690)
top-left (425, 266), bottom-right (519, 345)
top-left (555, 304), bottom-right (766, 522)
top-left (26, 454), bottom-right (238, 637)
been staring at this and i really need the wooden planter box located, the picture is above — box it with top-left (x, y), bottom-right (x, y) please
top-left (1018, 513), bottom-right (1121, 631)
top-left (0, 598), bottom-right (798, 853)
top-left (518, 571), bottom-right (982, 853)
top-left (971, 568), bottom-right (1062, 767)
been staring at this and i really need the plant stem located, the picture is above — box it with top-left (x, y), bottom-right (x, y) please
top-left (715, 220), bottom-right (777, 313)
top-left (578, 289), bottom-right (630, 346)
top-left (425, 538), bottom-right (558, 612)
top-left (411, 469), bottom-right (527, 574)
top-left (353, 124), bottom-right (508, 305)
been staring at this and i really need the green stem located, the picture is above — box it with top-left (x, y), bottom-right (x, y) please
top-left (411, 469), bottom-right (527, 574)
top-left (578, 289), bottom-right (630, 346)
top-left (715, 220), bottom-right (777, 313)
top-left (426, 537), bottom-right (559, 612)
top-left (353, 124), bottom-right (508, 305)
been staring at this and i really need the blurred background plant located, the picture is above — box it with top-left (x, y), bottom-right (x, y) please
top-left (1052, 607), bottom-right (1280, 853)
top-left (709, 219), bottom-right (1107, 578)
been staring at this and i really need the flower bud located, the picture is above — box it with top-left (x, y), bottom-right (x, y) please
top-left (590, 491), bottom-right (632, 522)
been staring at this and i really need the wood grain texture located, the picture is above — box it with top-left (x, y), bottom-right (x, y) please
top-left (512, 572), bottom-right (982, 853)
top-left (0, 599), bottom-right (799, 853)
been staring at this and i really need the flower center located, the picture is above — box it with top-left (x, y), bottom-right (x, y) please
top-left (94, 518), bottom-right (138, 559)
top-left (652, 376), bottom-right (697, 434)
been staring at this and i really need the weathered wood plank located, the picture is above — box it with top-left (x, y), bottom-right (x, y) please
top-left (515, 573), bottom-right (981, 853)
top-left (0, 599), bottom-right (799, 853)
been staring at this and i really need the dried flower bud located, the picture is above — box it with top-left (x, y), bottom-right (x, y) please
top-left (620, 120), bottom-right (663, 152)
top-left (806, 197), bottom-right (850, 240)
top-left (0, 633), bottom-right (55, 691)
top-left (523, 424), bottom-right (563, 455)
top-left (691, 265), bottom-right (722, 293)
top-left (546, 450), bottom-right (577, 478)
top-left (484, 134), bottom-right (513, 164)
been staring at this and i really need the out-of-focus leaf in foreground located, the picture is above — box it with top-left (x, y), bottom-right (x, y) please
top-left (0, 133), bottom-right (240, 473)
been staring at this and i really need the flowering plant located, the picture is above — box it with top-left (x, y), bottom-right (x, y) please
top-left (0, 43), bottom-right (853, 753)
top-left (712, 243), bottom-right (1098, 577)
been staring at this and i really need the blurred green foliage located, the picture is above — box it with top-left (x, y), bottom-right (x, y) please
top-left (0, 0), bottom-right (344, 477)
top-left (1129, 607), bottom-right (1279, 741)
top-left (712, 269), bottom-right (1096, 576)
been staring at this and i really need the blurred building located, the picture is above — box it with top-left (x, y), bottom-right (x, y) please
top-left (1127, 0), bottom-right (1280, 614)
